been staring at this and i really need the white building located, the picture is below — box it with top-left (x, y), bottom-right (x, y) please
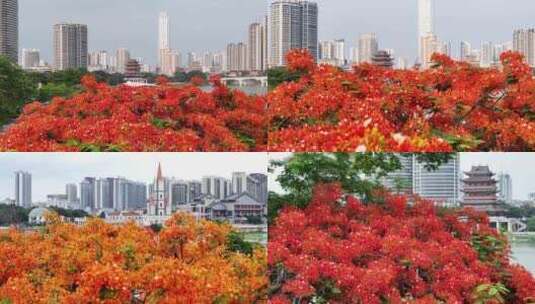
top-left (358, 33), bottom-right (378, 64)
top-left (158, 11), bottom-right (170, 70)
top-left (159, 48), bottom-right (180, 76)
top-left (497, 173), bottom-right (513, 204)
top-left (319, 39), bottom-right (345, 66)
top-left (147, 163), bottom-right (172, 216)
top-left (418, 0), bottom-right (434, 63)
top-left (248, 21), bottom-right (267, 72)
top-left (14, 171), bottom-right (31, 207)
top-left (513, 28), bottom-right (535, 67)
top-left (21, 48), bottom-right (40, 69)
top-left (480, 41), bottom-right (494, 68)
top-left (66, 183), bottom-right (78, 203)
top-left (420, 34), bottom-right (440, 69)
top-left (383, 154), bottom-right (461, 207)
top-left (116, 48), bottom-right (130, 74)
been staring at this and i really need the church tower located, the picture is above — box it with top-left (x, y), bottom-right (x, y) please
top-left (148, 163), bottom-right (171, 216)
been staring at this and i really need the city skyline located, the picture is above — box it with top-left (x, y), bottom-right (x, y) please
top-left (315, 0), bottom-right (535, 63)
top-left (19, 0), bottom-right (267, 65)
top-left (0, 153), bottom-right (267, 202)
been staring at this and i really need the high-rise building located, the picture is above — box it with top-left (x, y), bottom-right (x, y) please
top-left (513, 28), bottom-right (535, 67)
top-left (248, 22), bottom-right (267, 72)
top-left (480, 41), bottom-right (494, 68)
top-left (418, 0), bottom-right (433, 63)
top-left (21, 48), bottom-right (40, 69)
top-left (158, 12), bottom-right (169, 51)
top-left (66, 183), bottom-right (78, 203)
top-left (0, 0), bottom-right (18, 62)
top-left (80, 177), bottom-right (95, 210)
top-left (116, 48), bottom-right (130, 74)
top-left (226, 42), bottom-right (247, 72)
top-left (358, 33), bottom-right (378, 64)
top-left (247, 173), bottom-right (268, 204)
top-left (53, 23), bottom-right (88, 70)
top-left (420, 34), bottom-right (440, 69)
top-left (441, 41), bottom-right (452, 58)
top-left (497, 173), bottom-right (513, 204)
top-left (148, 163), bottom-right (172, 216)
top-left (201, 176), bottom-right (231, 200)
top-left (269, 0), bottom-right (318, 67)
top-left (112, 178), bottom-right (147, 211)
top-left (383, 154), bottom-right (460, 207)
top-left (14, 171), bottom-right (31, 207)
top-left (460, 41), bottom-right (472, 61)
top-left (88, 50), bottom-right (108, 71)
top-left (158, 11), bottom-right (170, 70)
top-left (159, 48), bottom-right (180, 76)
top-left (232, 172), bottom-right (248, 195)
top-left (319, 39), bottom-right (345, 66)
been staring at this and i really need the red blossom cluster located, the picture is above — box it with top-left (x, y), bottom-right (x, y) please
top-left (268, 49), bottom-right (535, 152)
top-left (0, 75), bottom-right (267, 152)
top-left (268, 183), bottom-right (535, 303)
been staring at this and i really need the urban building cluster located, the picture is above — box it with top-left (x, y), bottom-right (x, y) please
top-left (2, 0), bottom-right (535, 74)
top-left (381, 154), bottom-right (515, 210)
top-left (4, 164), bottom-right (267, 226)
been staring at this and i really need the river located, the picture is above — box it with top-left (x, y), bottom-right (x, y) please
top-left (511, 242), bottom-right (535, 274)
top-left (201, 85), bottom-right (267, 96)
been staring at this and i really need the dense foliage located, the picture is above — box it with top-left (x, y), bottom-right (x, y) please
top-left (268, 153), bottom-right (452, 222)
top-left (267, 49), bottom-right (535, 152)
top-left (269, 183), bottom-right (535, 303)
top-left (0, 56), bottom-right (37, 125)
top-left (0, 204), bottom-right (29, 226)
top-left (0, 75), bottom-right (267, 151)
top-left (0, 212), bottom-right (267, 303)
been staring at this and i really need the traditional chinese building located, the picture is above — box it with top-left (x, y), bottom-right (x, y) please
top-left (461, 166), bottom-right (505, 215)
top-left (372, 50), bottom-right (394, 69)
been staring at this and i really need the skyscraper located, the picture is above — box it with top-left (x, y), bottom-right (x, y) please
top-left (53, 23), bottom-right (88, 70)
top-left (480, 41), bottom-right (494, 68)
top-left (116, 48), bottom-right (130, 74)
top-left (460, 41), bottom-right (472, 61)
top-left (226, 42), bottom-right (247, 72)
top-left (66, 183), bottom-right (78, 203)
top-left (319, 39), bottom-right (345, 66)
top-left (21, 48), bottom-right (40, 69)
top-left (248, 22), bottom-right (267, 71)
top-left (418, 0), bottom-right (433, 63)
top-left (14, 171), bottom-right (31, 207)
top-left (513, 28), bottom-right (535, 67)
top-left (420, 34), bottom-right (440, 68)
top-left (358, 33), bottom-right (378, 64)
top-left (497, 173), bottom-right (513, 204)
top-left (158, 11), bottom-right (170, 69)
top-left (383, 154), bottom-right (461, 207)
top-left (158, 12), bottom-right (169, 50)
top-left (269, 0), bottom-right (318, 67)
top-left (0, 0), bottom-right (18, 62)
top-left (80, 177), bottom-right (95, 210)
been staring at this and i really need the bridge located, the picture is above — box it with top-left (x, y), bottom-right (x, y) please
top-left (490, 216), bottom-right (528, 233)
top-left (220, 76), bottom-right (268, 87)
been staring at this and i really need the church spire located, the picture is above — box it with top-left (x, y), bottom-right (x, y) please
top-left (157, 162), bottom-right (163, 180)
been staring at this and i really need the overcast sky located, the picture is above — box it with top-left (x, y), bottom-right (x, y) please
top-left (269, 153), bottom-right (535, 201)
top-left (19, 0), bottom-right (534, 65)
top-left (0, 153), bottom-right (267, 202)
top-left (19, 0), bottom-right (268, 65)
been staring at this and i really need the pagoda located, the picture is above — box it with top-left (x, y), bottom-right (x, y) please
top-left (372, 50), bottom-right (394, 69)
top-left (461, 166), bottom-right (505, 215)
